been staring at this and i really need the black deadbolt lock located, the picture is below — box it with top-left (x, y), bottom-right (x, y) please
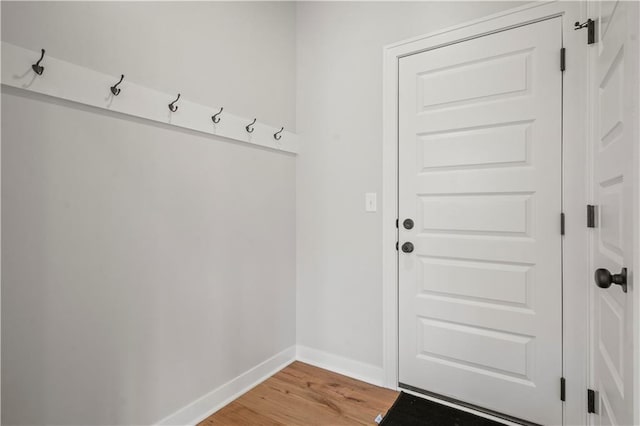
top-left (401, 242), bottom-right (414, 253)
top-left (403, 219), bottom-right (414, 230)
top-left (595, 267), bottom-right (627, 293)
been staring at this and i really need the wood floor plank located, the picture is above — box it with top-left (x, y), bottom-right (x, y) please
top-left (273, 364), bottom-right (392, 423)
top-left (231, 371), bottom-right (362, 425)
top-left (200, 401), bottom-right (286, 426)
top-left (198, 361), bottom-right (398, 425)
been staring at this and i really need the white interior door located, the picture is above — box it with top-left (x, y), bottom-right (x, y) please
top-left (588, 1), bottom-right (638, 425)
top-left (398, 18), bottom-right (563, 425)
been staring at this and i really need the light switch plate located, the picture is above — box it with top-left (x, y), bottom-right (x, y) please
top-left (365, 193), bottom-right (377, 212)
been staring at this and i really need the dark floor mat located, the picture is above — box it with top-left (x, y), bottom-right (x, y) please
top-left (380, 392), bottom-right (504, 426)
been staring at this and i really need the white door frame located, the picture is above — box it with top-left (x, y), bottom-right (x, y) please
top-left (635, 7), bottom-right (640, 425)
top-left (382, 2), bottom-right (591, 424)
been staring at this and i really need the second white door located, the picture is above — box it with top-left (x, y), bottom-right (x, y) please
top-left (398, 18), bottom-right (563, 425)
top-left (588, 1), bottom-right (638, 425)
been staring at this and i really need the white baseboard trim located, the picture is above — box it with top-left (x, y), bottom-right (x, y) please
top-left (155, 345), bottom-right (296, 426)
top-left (155, 345), bottom-right (386, 425)
top-left (295, 345), bottom-right (385, 388)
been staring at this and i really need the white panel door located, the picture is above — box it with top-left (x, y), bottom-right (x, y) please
top-left (588, 1), bottom-right (638, 425)
top-left (398, 18), bottom-right (563, 425)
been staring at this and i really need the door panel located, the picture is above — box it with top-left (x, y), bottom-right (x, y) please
top-left (589, 1), bottom-right (637, 425)
top-left (398, 18), bottom-right (563, 425)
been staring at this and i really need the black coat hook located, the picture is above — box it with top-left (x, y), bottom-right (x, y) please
top-left (274, 127), bottom-right (284, 140)
top-left (574, 19), bottom-right (593, 30)
top-left (211, 107), bottom-right (223, 124)
top-left (110, 74), bottom-right (124, 96)
top-left (246, 118), bottom-right (257, 133)
top-left (32, 49), bottom-right (45, 75)
top-left (168, 94), bottom-right (181, 112)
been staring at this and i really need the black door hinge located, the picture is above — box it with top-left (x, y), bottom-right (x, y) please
top-left (560, 377), bottom-right (566, 401)
top-left (587, 205), bottom-right (596, 228)
top-left (574, 19), bottom-right (596, 45)
top-left (396, 241), bottom-right (399, 251)
top-left (587, 389), bottom-right (596, 413)
top-left (396, 218), bottom-right (399, 228)
top-left (560, 48), bottom-right (566, 71)
top-left (561, 213), bottom-right (566, 235)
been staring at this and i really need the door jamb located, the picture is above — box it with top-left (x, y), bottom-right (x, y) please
top-left (635, 6), bottom-right (640, 426)
top-left (381, 2), bottom-right (589, 424)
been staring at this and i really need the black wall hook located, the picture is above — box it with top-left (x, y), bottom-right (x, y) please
top-left (574, 19), bottom-right (592, 29)
top-left (168, 94), bottom-right (181, 112)
top-left (274, 127), bottom-right (284, 140)
top-left (110, 74), bottom-right (124, 96)
top-left (32, 49), bottom-right (45, 75)
top-left (246, 118), bottom-right (257, 133)
top-left (211, 107), bottom-right (223, 124)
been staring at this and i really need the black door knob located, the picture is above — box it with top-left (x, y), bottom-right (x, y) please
top-left (595, 267), bottom-right (627, 293)
top-left (401, 242), bottom-right (414, 253)
top-left (403, 219), bottom-right (414, 230)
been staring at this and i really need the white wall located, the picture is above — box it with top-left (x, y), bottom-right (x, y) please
top-left (1, 2), bottom-right (296, 425)
top-left (296, 1), bottom-right (525, 372)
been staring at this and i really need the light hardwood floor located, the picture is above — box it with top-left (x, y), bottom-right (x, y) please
top-left (198, 361), bottom-right (399, 425)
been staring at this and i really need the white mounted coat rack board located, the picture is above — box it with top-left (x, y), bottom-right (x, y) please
top-left (1, 42), bottom-right (300, 154)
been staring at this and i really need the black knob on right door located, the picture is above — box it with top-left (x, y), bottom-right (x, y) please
top-left (595, 267), bottom-right (628, 293)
